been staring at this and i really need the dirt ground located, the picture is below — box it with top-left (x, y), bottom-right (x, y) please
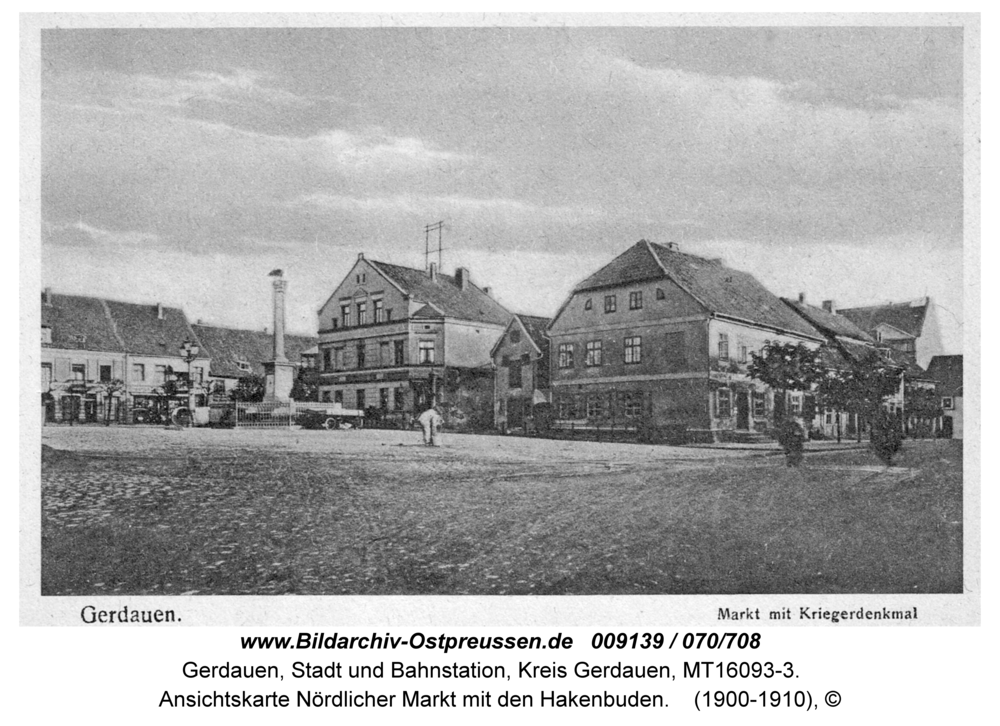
top-left (38, 426), bottom-right (963, 596)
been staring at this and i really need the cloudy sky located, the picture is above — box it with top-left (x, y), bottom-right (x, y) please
top-left (40, 24), bottom-right (965, 350)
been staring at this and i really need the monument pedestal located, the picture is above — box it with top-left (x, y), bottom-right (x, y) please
top-left (263, 360), bottom-right (296, 402)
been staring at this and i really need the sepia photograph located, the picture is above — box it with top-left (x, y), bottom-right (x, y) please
top-left (27, 16), bottom-right (974, 614)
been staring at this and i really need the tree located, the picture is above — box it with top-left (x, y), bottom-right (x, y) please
top-left (747, 342), bottom-right (825, 422)
top-left (816, 350), bottom-right (902, 444)
top-left (96, 378), bottom-right (126, 426)
top-left (230, 374), bottom-right (266, 402)
top-left (903, 382), bottom-right (942, 438)
top-left (290, 369), bottom-right (319, 402)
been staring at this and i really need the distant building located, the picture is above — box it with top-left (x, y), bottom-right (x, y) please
top-left (315, 254), bottom-right (512, 427)
top-left (926, 355), bottom-right (963, 439)
top-left (547, 240), bottom-right (825, 443)
top-left (191, 323), bottom-right (316, 395)
top-left (838, 297), bottom-right (947, 369)
top-left (41, 289), bottom-right (209, 423)
top-left (491, 314), bottom-right (551, 433)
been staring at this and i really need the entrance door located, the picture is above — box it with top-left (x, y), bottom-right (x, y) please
top-left (507, 397), bottom-right (524, 431)
top-left (942, 416), bottom-right (954, 438)
top-left (736, 391), bottom-right (750, 430)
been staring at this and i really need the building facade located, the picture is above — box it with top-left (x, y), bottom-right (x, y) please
top-left (926, 355), bottom-right (963, 439)
top-left (316, 254), bottom-right (512, 428)
top-left (838, 297), bottom-right (946, 370)
top-left (491, 314), bottom-right (551, 433)
top-left (547, 241), bottom-right (825, 443)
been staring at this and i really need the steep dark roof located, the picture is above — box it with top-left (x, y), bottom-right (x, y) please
top-left (517, 314), bottom-right (551, 353)
top-left (192, 324), bottom-right (316, 379)
top-left (781, 298), bottom-right (874, 342)
top-left (101, 300), bottom-right (207, 359)
top-left (368, 260), bottom-right (512, 327)
top-left (926, 355), bottom-right (963, 396)
top-left (573, 240), bottom-right (820, 338)
top-left (838, 298), bottom-right (929, 338)
top-left (41, 293), bottom-right (124, 353)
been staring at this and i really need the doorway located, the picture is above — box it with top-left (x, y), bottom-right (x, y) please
top-left (736, 391), bottom-right (750, 430)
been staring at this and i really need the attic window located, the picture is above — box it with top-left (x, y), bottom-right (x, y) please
top-left (584, 298), bottom-right (592, 311)
top-left (656, 288), bottom-right (665, 300)
top-left (510, 329), bottom-right (521, 343)
top-left (73, 334), bottom-right (87, 345)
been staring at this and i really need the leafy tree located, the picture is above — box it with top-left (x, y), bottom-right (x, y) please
top-left (290, 369), bottom-right (319, 402)
top-left (870, 409), bottom-right (903, 465)
top-left (817, 350), bottom-right (902, 443)
top-left (230, 374), bottom-right (266, 402)
top-left (747, 342), bottom-right (825, 422)
top-left (903, 382), bottom-right (942, 438)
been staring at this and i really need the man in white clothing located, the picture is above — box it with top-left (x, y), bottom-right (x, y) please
top-left (417, 405), bottom-right (443, 446)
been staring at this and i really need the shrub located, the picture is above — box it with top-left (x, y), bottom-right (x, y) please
top-left (870, 409), bottom-right (903, 465)
top-left (775, 417), bottom-right (805, 467)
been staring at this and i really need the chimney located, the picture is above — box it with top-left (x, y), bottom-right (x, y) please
top-left (455, 266), bottom-right (470, 291)
top-left (42, 287), bottom-right (52, 305)
top-left (428, 262), bottom-right (437, 281)
top-left (798, 292), bottom-right (806, 304)
top-left (358, 252), bottom-right (365, 260)
top-left (156, 303), bottom-right (164, 320)
top-left (822, 300), bottom-right (836, 313)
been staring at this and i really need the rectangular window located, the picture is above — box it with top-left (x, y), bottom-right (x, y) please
top-left (334, 347), bottom-right (345, 370)
top-left (323, 349), bottom-right (332, 371)
top-left (557, 343), bottom-right (574, 369)
top-left (356, 342), bottom-right (366, 369)
top-left (824, 410), bottom-right (833, 425)
top-left (629, 291), bottom-right (643, 310)
top-left (357, 301), bottom-right (367, 326)
top-left (508, 360), bottom-right (523, 389)
top-left (374, 299), bottom-right (385, 323)
top-left (340, 304), bottom-right (351, 328)
top-left (41, 326), bottom-right (52, 344)
top-left (718, 333), bottom-right (730, 361)
top-left (510, 328), bottom-right (521, 344)
top-left (604, 295), bottom-right (616, 313)
top-left (334, 390), bottom-right (343, 405)
top-left (622, 392), bottom-right (642, 418)
top-left (394, 386), bottom-right (405, 411)
top-left (752, 390), bottom-right (766, 418)
top-left (132, 363), bottom-right (145, 382)
top-left (738, 344), bottom-right (747, 364)
top-left (656, 288), bottom-right (665, 300)
top-left (380, 341), bottom-right (390, 366)
top-left (99, 365), bottom-right (112, 382)
top-left (558, 394), bottom-right (581, 420)
top-left (790, 393), bottom-right (803, 415)
top-left (624, 336), bottom-right (642, 364)
top-left (356, 390), bottom-right (366, 410)
top-left (716, 388), bottom-right (732, 418)
top-left (394, 340), bottom-right (405, 366)
top-left (154, 365), bottom-right (167, 384)
top-left (418, 340), bottom-right (435, 364)
top-left (321, 390), bottom-right (331, 403)
top-left (586, 394), bottom-right (607, 419)
top-left (71, 364), bottom-right (86, 381)
top-left (585, 340), bottom-right (603, 367)
top-left (942, 396), bottom-right (954, 410)
top-left (380, 388), bottom-right (389, 410)
top-left (41, 363), bottom-right (52, 389)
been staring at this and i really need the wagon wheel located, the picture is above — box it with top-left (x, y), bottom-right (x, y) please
top-left (322, 417), bottom-right (336, 430)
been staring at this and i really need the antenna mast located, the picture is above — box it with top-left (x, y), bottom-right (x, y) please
top-left (424, 221), bottom-right (445, 271)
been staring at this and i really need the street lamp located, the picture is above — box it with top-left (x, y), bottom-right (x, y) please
top-left (179, 339), bottom-right (200, 427)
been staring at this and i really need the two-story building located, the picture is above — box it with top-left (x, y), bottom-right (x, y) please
top-left (926, 354), bottom-right (963, 439)
top-left (316, 254), bottom-right (512, 428)
top-left (41, 289), bottom-right (210, 423)
top-left (547, 240), bottom-right (825, 443)
top-left (491, 314), bottom-right (551, 433)
top-left (838, 297), bottom-right (946, 370)
top-left (191, 323), bottom-right (317, 397)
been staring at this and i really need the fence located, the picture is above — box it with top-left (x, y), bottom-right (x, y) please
top-left (212, 401), bottom-right (300, 429)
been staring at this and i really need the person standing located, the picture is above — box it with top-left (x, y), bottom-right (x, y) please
top-left (417, 404), bottom-right (443, 446)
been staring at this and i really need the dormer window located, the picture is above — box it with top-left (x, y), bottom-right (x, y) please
top-left (73, 334), bottom-right (87, 345)
top-left (237, 360), bottom-right (252, 373)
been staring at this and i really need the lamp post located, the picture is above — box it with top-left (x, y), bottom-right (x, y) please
top-left (179, 339), bottom-right (200, 427)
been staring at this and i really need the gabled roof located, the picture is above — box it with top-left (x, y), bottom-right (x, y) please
top-left (571, 240), bottom-right (820, 338)
top-left (41, 293), bottom-right (124, 353)
top-left (102, 299), bottom-right (207, 359)
top-left (491, 314), bottom-right (551, 358)
top-left (838, 298), bottom-right (929, 338)
top-left (781, 298), bottom-right (874, 342)
top-left (192, 324), bottom-right (317, 379)
top-left (367, 260), bottom-right (512, 327)
top-left (926, 354), bottom-right (963, 396)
